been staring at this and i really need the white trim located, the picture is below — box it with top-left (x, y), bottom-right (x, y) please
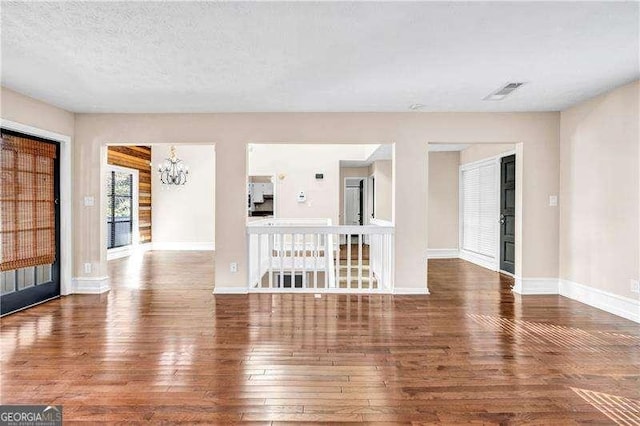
top-left (343, 176), bottom-right (368, 225)
top-left (427, 248), bottom-right (459, 259)
top-left (151, 242), bottom-right (215, 251)
top-left (394, 286), bottom-right (430, 295)
top-left (559, 279), bottom-right (640, 324)
top-left (72, 276), bottom-right (110, 294)
top-left (0, 119), bottom-right (73, 296)
top-left (459, 249), bottom-right (498, 271)
top-left (249, 287), bottom-right (393, 294)
top-left (512, 276), bottom-right (558, 295)
top-left (213, 287), bottom-right (249, 295)
top-left (107, 246), bottom-right (133, 260)
top-left (106, 164), bottom-right (140, 255)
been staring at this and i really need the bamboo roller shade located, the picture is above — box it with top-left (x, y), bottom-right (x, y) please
top-left (0, 133), bottom-right (57, 271)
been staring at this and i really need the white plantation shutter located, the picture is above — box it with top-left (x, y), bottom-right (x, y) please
top-left (462, 167), bottom-right (480, 252)
top-left (461, 160), bottom-right (497, 259)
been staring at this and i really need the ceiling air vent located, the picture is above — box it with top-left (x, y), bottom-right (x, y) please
top-left (483, 82), bottom-right (526, 101)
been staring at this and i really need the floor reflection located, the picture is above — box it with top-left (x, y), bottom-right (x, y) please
top-left (0, 254), bottom-right (638, 423)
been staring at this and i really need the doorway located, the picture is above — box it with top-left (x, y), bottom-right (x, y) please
top-left (344, 177), bottom-right (365, 226)
top-left (106, 165), bottom-right (139, 255)
top-left (1, 129), bottom-right (60, 315)
top-left (499, 154), bottom-right (516, 274)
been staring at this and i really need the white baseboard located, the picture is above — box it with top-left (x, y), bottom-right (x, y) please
top-left (512, 277), bottom-right (559, 295)
top-left (459, 249), bottom-right (498, 271)
top-left (213, 287), bottom-right (248, 295)
top-left (559, 279), bottom-right (640, 323)
top-left (427, 248), bottom-right (459, 259)
top-left (248, 287), bottom-right (398, 294)
top-left (151, 242), bottom-right (215, 251)
top-left (394, 286), bottom-right (430, 295)
top-left (215, 286), bottom-right (429, 295)
top-left (72, 276), bottom-right (110, 294)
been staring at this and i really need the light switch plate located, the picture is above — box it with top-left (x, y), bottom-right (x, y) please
top-left (549, 195), bottom-right (558, 207)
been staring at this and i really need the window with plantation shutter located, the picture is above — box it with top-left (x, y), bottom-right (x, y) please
top-left (0, 133), bottom-right (57, 271)
top-left (460, 159), bottom-right (498, 267)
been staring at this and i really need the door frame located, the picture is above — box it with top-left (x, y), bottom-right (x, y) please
top-left (343, 177), bottom-right (369, 226)
top-left (247, 173), bottom-right (277, 219)
top-left (0, 119), bottom-right (72, 296)
top-left (458, 149), bottom-right (516, 274)
top-left (106, 164), bottom-right (140, 260)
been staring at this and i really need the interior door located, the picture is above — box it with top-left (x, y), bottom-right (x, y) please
top-left (345, 185), bottom-right (361, 226)
top-left (500, 154), bottom-right (516, 274)
top-left (1, 129), bottom-right (60, 316)
top-left (358, 180), bottom-right (364, 225)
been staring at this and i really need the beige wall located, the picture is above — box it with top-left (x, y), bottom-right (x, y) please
top-left (339, 167), bottom-right (370, 225)
top-left (248, 144), bottom-right (369, 225)
top-left (1, 87), bottom-right (74, 138)
top-left (460, 143), bottom-right (515, 165)
top-left (152, 145), bottom-right (215, 245)
top-left (560, 81), bottom-right (639, 299)
top-left (70, 112), bottom-right (560, 292)
top-left (369, 160), bottom-right (393, 222)
top-left (428, 151), bottom-right (459, 249)
top-left (0, 90), bottom-right (561, 292)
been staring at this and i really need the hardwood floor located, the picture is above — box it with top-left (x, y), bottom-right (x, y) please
top-left (1, 253), bottom-right (639, 424)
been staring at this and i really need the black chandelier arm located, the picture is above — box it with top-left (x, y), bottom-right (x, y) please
top-left (158, 149), bottom-right (189, 185)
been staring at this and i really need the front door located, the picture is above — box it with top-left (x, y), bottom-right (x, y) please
top-left (1, 129), bottom-right (60, 315)
top-left (499, 154), bottom-right (516, 274)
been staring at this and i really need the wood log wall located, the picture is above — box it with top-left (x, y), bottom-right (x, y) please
top-left (107, 146), bottom-right (152, 243)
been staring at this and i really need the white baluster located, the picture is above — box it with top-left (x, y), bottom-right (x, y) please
top-left (347, 234), bottom-right (352, 288)
top-left (268, 233), bottom-right (273, 289)
top-left (358, 233), bottom-right (362, 290)
top-left (301, 233), bottom-right (307, 288)
top-left (368, 232), bottom-right (373, 289)
top-left (313, 233), bottom-right (318, 289)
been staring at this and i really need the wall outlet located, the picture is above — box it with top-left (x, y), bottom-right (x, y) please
top-left (84, 262), bottom-right (92, 274)
top-left (631, 279), bottom-right (640, 294)
top-left (83, 196), bottom-right (95, 207)
top-left (549, 195), bottom-right (558, 207)
top-left (230, 262), bottom-right (238, 273)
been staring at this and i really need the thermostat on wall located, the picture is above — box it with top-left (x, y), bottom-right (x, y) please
top-left (315, 173), bottom-right (324, 180)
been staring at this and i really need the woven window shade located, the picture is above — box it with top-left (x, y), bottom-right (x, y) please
top-left (0, 134), bottom-right (57, 271)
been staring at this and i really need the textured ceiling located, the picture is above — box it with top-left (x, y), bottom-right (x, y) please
top-left (2, 1), bottom-right (638, 113)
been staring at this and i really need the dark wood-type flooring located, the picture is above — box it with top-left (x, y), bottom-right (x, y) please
top-left (1, 252), bottom-right (639, 424)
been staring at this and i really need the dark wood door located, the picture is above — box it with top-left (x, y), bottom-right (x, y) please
top-left (1, 129), bottom-right (61, 316)
top-left (500, 155), bottom-right (516, 274)
top-left (358, 179), bottom-right (364, 225)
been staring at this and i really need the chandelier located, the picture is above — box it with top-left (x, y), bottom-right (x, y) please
top-left (158, 146), bottom-right (189, 185)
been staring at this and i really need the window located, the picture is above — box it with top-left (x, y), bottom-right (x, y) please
top-left (460, 160), bottom-right (498, 264)
top-left (106, 169), bottom-right (134, 249)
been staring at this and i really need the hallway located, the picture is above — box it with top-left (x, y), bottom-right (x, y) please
top-left (1, 253), bottom-right (638, 423)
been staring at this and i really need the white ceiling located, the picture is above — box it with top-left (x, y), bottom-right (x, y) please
top-left (2, 2), bottom-right (638, 113)
top-left (341, 144), bottom-right (393, 167)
